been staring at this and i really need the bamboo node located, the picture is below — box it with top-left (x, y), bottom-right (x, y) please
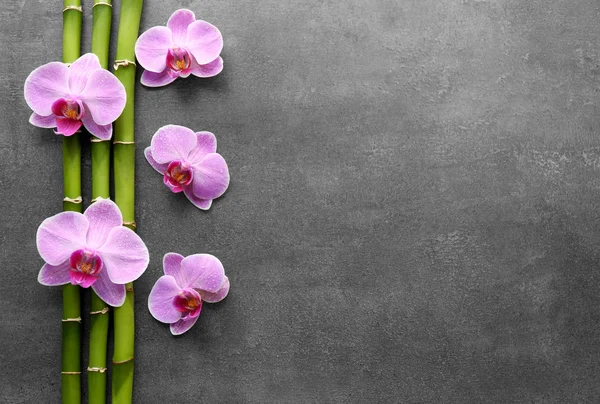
top-left (113, 356), bottom-right (134, 365)
top-left (90, 307), bottom-right (109, 315)
top-left (63, 196), bottom-right (83, 204)
top-left (62, 317), bottom-right (82, 323)
top-left (126, 286), bottom-right (134, 292)
top-left (61, 371), bottom-right (81, 375)
top-left (91, 197), bottom-right (111, 203)
top-left (113, 59), bottom-right (136, 70)
top-left (87, 366), bottom-right (107, 373)
top-left (122, 221), bottom-right (137, 230)
top-left (93, 1), bottom-right (112, 8)
top-left (113, 140), bottom-right (135, 145)
top-left (90, 137), bottom-right (110, 143)
top-left (63, 5), bottom-right (82, 12)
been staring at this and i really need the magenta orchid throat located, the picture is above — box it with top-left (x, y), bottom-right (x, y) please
top-left (135, 8), bottom-right (224, 87)
top-left (148, 253), bottom-right (230, 335)
top-left (24, 53), bottom-right (126, 139)
top-left (145, 125), bottom-right (230, 210)
top-left (37, 199), bottom-right (149, 307)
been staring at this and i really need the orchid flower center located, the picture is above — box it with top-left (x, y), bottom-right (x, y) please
top-left (165, 161), bottom-right (193, 187)
top-left (51, 98), bottom-right (83, 121)
top-left (166, 47), bottom-right (192, 72)
top-left (68, 249), bottom-right (103, 288)
top-left (173, 288), bottom-right (203, 318)
top-left (70, 249), bottom-right (103, 275)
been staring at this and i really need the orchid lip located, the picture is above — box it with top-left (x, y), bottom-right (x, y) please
top-left (166, 47), bottom-right (192, 72)
top-left (173, 288), bottom-right (203, 318)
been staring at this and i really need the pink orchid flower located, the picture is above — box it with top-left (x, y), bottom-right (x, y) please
top-left (145, 125), bottom-right (230, 210)
top-left (148, 253), bottom-right (230, 335)
top-left (36, 199), bottom-right (149, 307)
top-left (24, 53), bottom-right (126, 139)
top-left (135, 9), bottom-right (224, 87)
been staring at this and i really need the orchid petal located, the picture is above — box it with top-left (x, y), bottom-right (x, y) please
top-left (180, 254), bottom-right (225, 293)
top-left (144, 147), bottom-right (169, 174)
top-left (135, 26), bottom-right (173, 73)
top-left (186, 131), bottom-right (217, 164)
top-left (150, 125), bottom-right (197, 164)
top-left (98, 227), bottom-right (149, 284)
top-left (192, 57), bottom-right (223, 78)
top-left (170, 316), bottom-right (199, 335)
top-left (92, 271), bottom-right (126, 307)
top-left (29, 113), bottom-right (57, 129)
top-left (183, 188), bottom-right (212, 210)
top-left (192, 153), bottom-right (230, 200)
top-left (185, 20), bottom-right (223, 65)
top-left (82, 113), bottom-right (112, 140)
top-left (200, 276), bottom-right (230, 303)
top-left (148, 275), bottom-right (182, 323)
top-left (68, 53), bottom-right (102, 94)
top-left (55, 118), bottom-right (82, 136)
top-left (24, 62), bottom-right (70, 116)
top-left (37, 211), bottom-right (88, 266)
top-left (84, 199), bottom-right (123, 249)
top-left (162, 253), bottom-right (185, 284)
top-left (167, 9), bottom-right (196, 46)
top-left (140, 69), bottom-right (178, 87)
top-left (38, 260), bottom-right (71, 286)
top-left (79, 69), bottom-right (126, 125)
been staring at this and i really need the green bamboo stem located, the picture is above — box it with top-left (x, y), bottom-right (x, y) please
top-left (62, 1), bottom-right (82, 403)
top-left (112, 1), bottom-right (143, 403)
top-left (88, 293), bottom-right (109, 404)
top-left (91, 0), bottom-right (112, 70)
top-left (88, 2), bottom-right (113, 403)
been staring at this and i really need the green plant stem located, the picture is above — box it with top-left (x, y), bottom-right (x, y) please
top-left (91, 0), bottom-right (112, 70)
top-left (88, 3), bottom-right (113, 403)
top-left (88, 141), bottom-right (111, 404)
top-left (112, 1), bottom-right (143, 403)
top-left (112, 284), bottom-right (135, 404)
top-left (88, 293), bottom-right (109, 404)
top-left (62, 1), bottom-right (82, 403)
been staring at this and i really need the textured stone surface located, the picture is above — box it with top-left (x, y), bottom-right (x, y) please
top-left (2, 0), bottom-right (600, 402)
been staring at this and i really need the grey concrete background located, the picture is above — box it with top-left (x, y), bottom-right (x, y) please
top-left (2, 0), bottom-right (600, 402)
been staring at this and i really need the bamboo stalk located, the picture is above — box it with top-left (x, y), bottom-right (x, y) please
top-left (88, 1), bottom-right (113, 402)
top-left (111, 1), bottom-right (143, 402)
top-left (61, 1), bottom-right (83, 403)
